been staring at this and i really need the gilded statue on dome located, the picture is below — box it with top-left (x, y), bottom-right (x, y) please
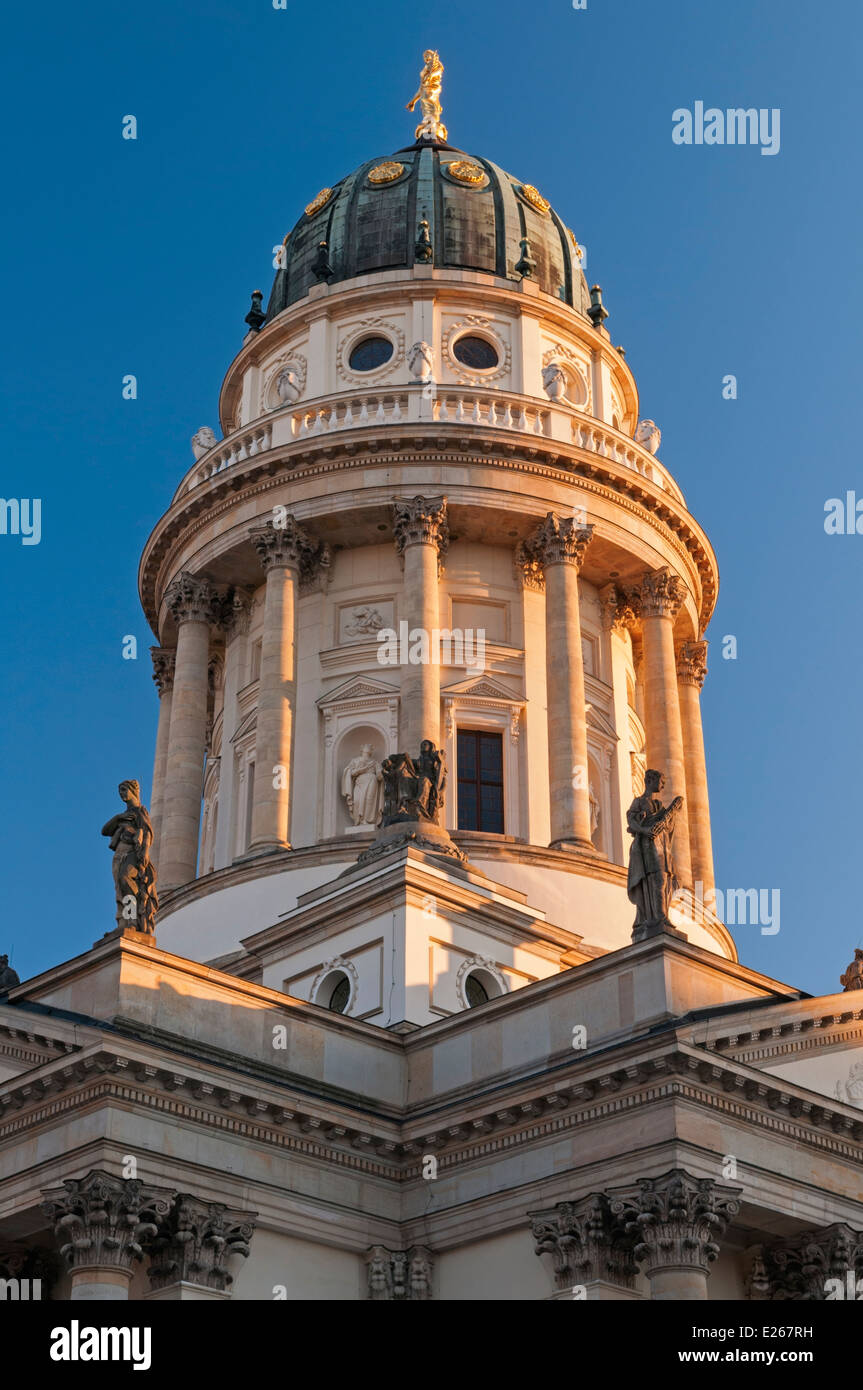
top-left (407, 50), bottom-right (447, 142)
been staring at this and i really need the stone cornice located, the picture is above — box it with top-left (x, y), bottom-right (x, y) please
top-left (3, 1026), bottom-right (861, 1193)
top-left (139, 444), bottom-right (717, 640)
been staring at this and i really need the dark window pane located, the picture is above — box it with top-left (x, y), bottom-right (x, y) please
top-left (328, 975), bottom-right (350, 1013)
top-left (453, 335), bottom-right (499, 370)
top-left (465, 973), bottom-right (489, 1007)
top-left (348, 336), bottom-right (393, 371)
top-left (480, 735), bottom-right (502, 775)
top-left (457, 731), bottom-right (477, 775)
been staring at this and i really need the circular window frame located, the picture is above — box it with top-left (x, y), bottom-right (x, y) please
top-left (456, 956), bottom-right (507, 1009)
top-left (348, 335), bottom-right (395, 375)
top-left (451, 333), bottom-right (500, 374)
top-left (311, 957), bottom-right (359, 1015)
top-left (444, 321), bottom-right (509, 385)
top-left (338, 322), bottom-right (403, 384)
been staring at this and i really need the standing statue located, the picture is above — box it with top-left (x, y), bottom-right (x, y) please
top-left (406, 50), bottom-right (447, 142)
top-left (341, 744), bottom-right (384, 827)
top-left (0, 954), bottom-right (20, 991)
top-left (101, 780), bottom-right (159, 935)
top-left (626, 769), bottom-right (683, 934)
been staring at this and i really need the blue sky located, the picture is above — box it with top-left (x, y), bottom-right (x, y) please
top-left (1, 0), bottom-right (860, 994)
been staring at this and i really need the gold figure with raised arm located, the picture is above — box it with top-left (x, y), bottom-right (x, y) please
top-left (407, 50), bottom-right (447, 142)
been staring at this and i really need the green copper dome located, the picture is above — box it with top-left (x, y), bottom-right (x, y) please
top-left (263, 143), bottom-right (591, 323)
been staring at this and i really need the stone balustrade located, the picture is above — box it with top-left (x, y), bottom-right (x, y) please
top-left (176, 387), bottom-right (681, 502)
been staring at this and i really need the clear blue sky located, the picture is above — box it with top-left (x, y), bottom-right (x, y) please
top-left (1, 0), bottom-right (860, 994)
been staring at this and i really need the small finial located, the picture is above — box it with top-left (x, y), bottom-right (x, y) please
top-left (313, 240), bottom-right (333, 282)
top-left (515, 236), bottom-right (536, 279)
top-left (406, 50), bottom-right (448, 143)
top-left (244, 289), bottom-right (265, 331)
top-left (588, 284), bottom-right (609, 330)
top-left (615, 344), bottom-right (626, 358)
top-left (415, 213), bottom-right (433, 264)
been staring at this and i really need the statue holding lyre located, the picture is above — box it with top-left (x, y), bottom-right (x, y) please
top-left (407, 50), bottom-right (447, 143)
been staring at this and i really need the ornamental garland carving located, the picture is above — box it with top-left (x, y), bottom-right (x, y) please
top-left (336, 317), bottom-right (405, 386)
top-left (442, 315), bottom-right (510, 385)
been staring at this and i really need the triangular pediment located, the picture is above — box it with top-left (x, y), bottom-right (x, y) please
top-left (317, 674), bottom-right (400, 709)
top-left (585, 703), bottom-right (619, 741)
top-left (441, 675), bottom-right (523, 703)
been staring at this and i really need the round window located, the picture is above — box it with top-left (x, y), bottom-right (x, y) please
top-left (453, 335), bottom-right (499, 371)
top-left (326, 973), bottom-right (351, 1013)
top-left (348, 336), bottom-right (393, 372)
top-left (465, 972), bottom-right (490, 1008)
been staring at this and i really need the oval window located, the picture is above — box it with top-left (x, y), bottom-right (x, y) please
top-left (348, 336), bottom-right (393, 372)
top-left (453, 335), bottom-right (499, 371)
top-left (465, 972), bottom-right (490, 1007)
top-left (326, 973), bottom-right (351, 1013)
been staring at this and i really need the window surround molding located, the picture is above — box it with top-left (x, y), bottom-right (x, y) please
top-left (442, 677), bottom-right (526, 839)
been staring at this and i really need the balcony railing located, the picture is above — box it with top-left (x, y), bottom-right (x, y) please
top-left (176, 385), bottom-right (681, 503)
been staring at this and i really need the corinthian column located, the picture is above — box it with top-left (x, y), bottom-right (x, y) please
top-left (610, 1169), bottom-right (741, 1301)
top-left (160, 573), bottom-right (217, 889)
top-left (631, 568), bottom-right (692, 889)
top-left (144, 1195), bottom-right (256, 1301)
top-left (530, 1195), bottom-right (640, 1300)
top-left (248, 517), bottom-right (327, 851)
top-left (677, 641), bottom-right (714, 898)
top-left (526, 512), bottom-right (595, 849)
top-left (393, 496), bottom-right (448, 751)
top-left (41, 1171), bottom-right (175, 1301)
top-left (149, 646), bottom-right (175, 870)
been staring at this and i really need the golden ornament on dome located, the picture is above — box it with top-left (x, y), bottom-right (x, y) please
top-left (305, 187), bottom-right (334, 216)
top-left (368, 161), bottom-right (405, 185)
top-left (447, 159), bottom-right (484, 185)
top-left (519, 183), bottom-right (551, 214)
top-left (567, 228), bottom-right (583, 259)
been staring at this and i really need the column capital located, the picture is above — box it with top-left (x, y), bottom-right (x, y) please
top-left (609, 1169), bottom-right (740, 1277)
top-left (150, 646), bottom-right (176, 696)
top-left (365, 1244), bottom-right (434, 1300)
top-left (41, 1170), bottom-right (175, 1279)
top-left (761, 1223), bottom-right (863, 1300)
top-left (530, 512), bottom-right (594, 569)
top-left (530, 1194), bottom-right (638, 1293)
top-left (250, 518), bottom-right (331, 589)
top-left (600, 582), bottom-right (640, 633)
top-left (514, 540), bottom-right (545, 592)
top-left (632, 567), bottom-right (687, 619)
top-left (677, 640), bottom-right (708, 688)
top-left (164, 571), bottom-right (219, 626)
top-left (392, 495), bottom-right (449, 561)
top-left (145, 1194), bottom-right (257, 1295)
top-left (223, 588), bottom-right (254, 636)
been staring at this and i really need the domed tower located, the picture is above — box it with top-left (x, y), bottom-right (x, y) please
top-left (141, 59), bottom-right (725, 1022)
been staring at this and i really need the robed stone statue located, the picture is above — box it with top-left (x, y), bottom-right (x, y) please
top-left (101, 779), bottom-right (159, 935)
top-left (626, 768), bottom-right (683, 937)
top-left (379, 740), bottom-right (446, 825)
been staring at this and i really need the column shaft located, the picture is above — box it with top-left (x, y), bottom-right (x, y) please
top-left (545, 561), bottom-right (593, 847)
top-left (401, 541), bottom-right (441, 749)
top-left (677, 642), bottom-right (714, 897)
top-left (250, 564), bottom-right (297, 849)
top-left (160, 589), bottom-right (212, 889)
top-left (213, 603), bottom-right (250, 868)
top-left (393, 496), bottom-right (447, 751)
top-left (148, 650), bottom-right (174, 871)
top-left (637, 571), bottom-right (692, 889)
